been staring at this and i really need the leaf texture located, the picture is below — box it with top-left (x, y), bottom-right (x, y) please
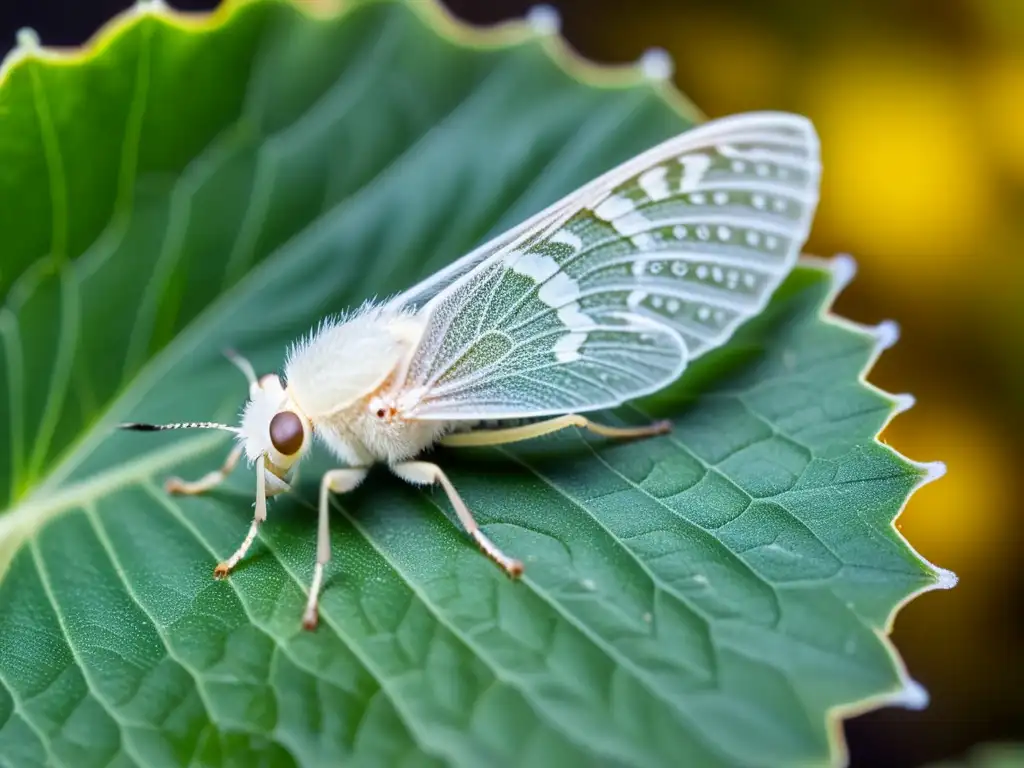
top-left (0, 1), bottom-right (951, 766)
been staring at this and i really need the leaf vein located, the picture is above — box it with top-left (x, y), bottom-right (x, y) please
top-left (27, 267), bottom-right (80, 484)
top-left (144, 483), bottom-right (445, 764)
top-left (82, 503), bottom-right (221, 741)
top-left (585, 423), bottom-right (785, 626)
top-left (0, 311), bottom-right (26, 504)
top-left (408, 485), bottom-right (735, 766)
top-left (332, 496), bottom-right (626, 765)
top-left (27, 62), bottom-right (67, 262)
top-left (26, 537), bottom-right (150, 763)
top-left (0, 666), bottom-right (61, 768)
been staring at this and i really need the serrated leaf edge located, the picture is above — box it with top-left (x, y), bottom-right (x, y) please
top-left (799, 253), bottom-right (955, 768)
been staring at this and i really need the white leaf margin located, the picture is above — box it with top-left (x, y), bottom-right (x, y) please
top-left (799, 252), bottom-right (955, 765)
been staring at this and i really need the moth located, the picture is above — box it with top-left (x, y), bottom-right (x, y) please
top-left (122, 112), bottom-right (821, 630)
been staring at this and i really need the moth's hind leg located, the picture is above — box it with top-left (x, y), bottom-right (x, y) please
top-left (439, 414), bottom-right (671, 448)
top-left (165, 443), bottom-right (244, 496)
top-left (391, 461), bottom-right (523, 578)
top-left (303, 467), bottom-right (369, 631)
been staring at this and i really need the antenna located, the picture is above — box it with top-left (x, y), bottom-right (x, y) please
top-left (223, 348), bottom-right (258, 386)
top-left (119, 421), bottom-right (240, 434)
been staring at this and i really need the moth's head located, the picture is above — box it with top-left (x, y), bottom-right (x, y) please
top-left (238, 373), bottom-right (312, 479)
top-left (118, 352), bottom-right (311, 519)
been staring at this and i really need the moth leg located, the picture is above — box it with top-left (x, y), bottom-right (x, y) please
top-left (439, 414), bottom-right (671, 448)
top-left (391, 461), bottom-right (523, 578)
top-left (165, 443), bottom-right (244, 495)
top-left (303, 467), bottom-right (369, 631)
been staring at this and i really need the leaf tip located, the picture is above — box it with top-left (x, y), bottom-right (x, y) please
top-left (889, 678), bottom-right (931, 711)
top-left (829, 252), bottom-right (858, 292)
top-left (918, 459), bottom-right (947, 485)
top-left (931, 566), bottom-right (959, 590)
top-left (639, 47), bottom-right (675, 81)
top-left (134, 0), bottom-right (168, 12)
top-left (891, 392), bottom-right (916, 415)
top-left (15, 27), bottom-right (40, 52)
top-left (526, 5), bottom-right (561, 36)
top-left (873, 319), bottom-right (901, 351)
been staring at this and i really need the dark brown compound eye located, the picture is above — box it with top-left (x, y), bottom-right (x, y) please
top-left (269, 411), bottom-right (304, 455)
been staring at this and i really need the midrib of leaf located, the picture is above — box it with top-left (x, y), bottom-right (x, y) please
top-left (0, 431), bottom-right (224, 577)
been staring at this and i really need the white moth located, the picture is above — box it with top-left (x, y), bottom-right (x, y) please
top-left (122, 112), bottom-right (821, 630)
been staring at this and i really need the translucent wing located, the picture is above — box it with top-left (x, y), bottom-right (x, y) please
top-left (395, 201), bottom-right (568, 311)
top-left (391, 112), bottom-right (821, 420)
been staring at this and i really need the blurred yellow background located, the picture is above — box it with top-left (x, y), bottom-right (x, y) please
top-left (440, 0), bottom-right (1023, 764)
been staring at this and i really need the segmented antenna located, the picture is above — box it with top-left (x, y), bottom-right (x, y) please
top-left (119, 421), bottom-right (239, 433)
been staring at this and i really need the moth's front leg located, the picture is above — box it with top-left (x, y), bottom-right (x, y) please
top-left (165, 443), bottom-right (244, 495)
top-left (303, 467), bottom-right (369, 631)
top-left (214, 457), bottom-right (291, 579)
top-left (391, 461), bottom-right (523, 578)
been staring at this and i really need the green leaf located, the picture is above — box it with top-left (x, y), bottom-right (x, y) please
top-left (0, 1), bottom-right (953, 766)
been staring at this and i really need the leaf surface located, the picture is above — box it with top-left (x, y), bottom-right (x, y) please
top-left (0, 2), bottom-right (951, 766)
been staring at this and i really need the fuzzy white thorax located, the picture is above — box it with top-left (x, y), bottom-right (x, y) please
top-left (277, 300), bottom-right (452, 466)
top-left (284, 301), bottom-right (419, 420)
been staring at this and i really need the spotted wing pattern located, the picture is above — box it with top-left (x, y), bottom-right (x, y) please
top-left (392, 112), bottom-right (821, 420)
